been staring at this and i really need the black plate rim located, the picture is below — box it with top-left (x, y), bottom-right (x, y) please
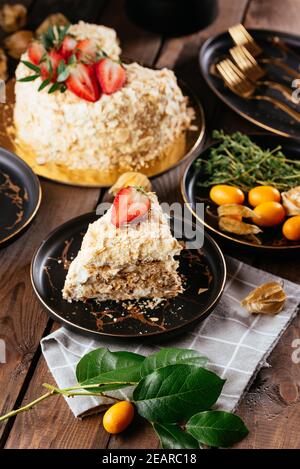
top-left (181, 133), bottom-right (300, 251)
top-left (0, 146), bottom-right (42, 245)
top-left (30, 211), bottom-right (227, 339)
top-left (199, 28), bottom-right (300, 139)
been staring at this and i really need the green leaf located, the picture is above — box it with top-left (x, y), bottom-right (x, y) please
top-left (76, 348), bottom-right (145, 392)
top-left (140, 348), bottom-right (208, 377)
top-left (57, 68), bottom-right (70, 83)
top-left (48, 82), bottom-right (60, 94)
top-left (38, 78), bottom-right (51, 91)
top-left (42, 26), bottom-right (55, 49)
top-left (18, 75), bottom-right (40, 82)
top-left (186, 411), bottom-right (249, 448)
top-left (21, 60), bottom-right (41, 73)
top-left (60, 83), bottom-right (67, 93)
top-left (57, 59), bottom-right (66, 75)
top-left (80, 367), bottom-right (141, 392)
top-left (133, 365), bottom-right (225, 423)
top-left (153, 423), bottom-right (199, 449)
top-left (68, 53), bottom-right (77, 65)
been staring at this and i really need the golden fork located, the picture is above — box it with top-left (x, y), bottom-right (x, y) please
top-left (229, 45), bottom-right (296, 102)
top-left (229, 24), bottom-right (299, 78)
top-left (216, 58), bottom-right (300, 122)
top-left (228, 24), bottom-right (262, 57)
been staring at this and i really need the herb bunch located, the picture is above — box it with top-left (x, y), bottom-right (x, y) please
top-left (0, 347), bottom-right (249, 449)
top-left (197, 130), bottom-right (300, 192)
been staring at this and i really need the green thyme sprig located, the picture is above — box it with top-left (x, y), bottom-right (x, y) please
top-left (41, 24), bottom-right (70, 50)
top-left (18, 58), bottom-right (68, 93)
top-left (196, 130), bottom-right (300, 192)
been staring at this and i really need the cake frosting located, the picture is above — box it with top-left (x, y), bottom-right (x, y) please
top-left (14, 22), bottom-right (194, 172)
top-left (63, 192), bottom-right (183, 302)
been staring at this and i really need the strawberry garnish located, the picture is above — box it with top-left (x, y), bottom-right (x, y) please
top-left (66, 63), bottom-right (100, 102)
top-left (111, 186), bottom-right (151, 228)
top-left (28, 42), bottom-right (46, 65)
top-left (95, 58), bottom-right (126, 94)
top-left (76, 39), bottom-right (99, 63)
top-left (60, 35), bottom-right (77, 59)
top-left (40, 50), bottom-right (64, 82)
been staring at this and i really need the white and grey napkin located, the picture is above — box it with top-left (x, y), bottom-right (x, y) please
top-left (41, 257), bottom-right (300, 418)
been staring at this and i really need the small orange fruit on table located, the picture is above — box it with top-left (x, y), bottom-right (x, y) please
top-left (103, 401), bottom-right (134, 434)
top-left (282, 216), bottom-right (300, 241)
top-left (210, 185), bottom-right (244, 206)
top-left (248, 185), bottom-right (281, 207)
top-left (252, 201), bottom-right (286, 227)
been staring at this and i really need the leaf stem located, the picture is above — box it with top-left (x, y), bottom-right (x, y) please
top-left (42, 383), bottom-right (123, 401)
top-left (51, 382), bottom-right (137, 393)
top-left (0, 391), bottom-right (54, 423)
top-left (0, 380), bottom-right (133, 423)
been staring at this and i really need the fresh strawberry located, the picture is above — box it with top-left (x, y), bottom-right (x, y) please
top-left (66, 63), bottom-right (100, 102)
top-left (60, 35), bottom-right (77, 59)
top-left (28, 42), bottom-right (46, 65)
top-left (95, 58), bottom-right (126, 94)
top-left (111, 186), bottom-right (151, 228)
top-left (76, 39), bottom-right (98, 63)
top-left (40, 50), bottom-right (64, 81)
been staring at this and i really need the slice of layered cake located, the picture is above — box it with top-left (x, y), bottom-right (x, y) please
top-left (62, 187), bottom-right (183, 302)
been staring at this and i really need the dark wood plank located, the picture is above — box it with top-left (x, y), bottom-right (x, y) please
top-left (0, 181), bottom-right (100, 445)
top-left (4, 351), bottom-right (111, 449)
top-left (149, 0), bottom-right (251, 206)
top-left (3, 0), bottom-right (162, 449)
top-left (100, 0), bottom-right (162, 65)
top-left (231, 0), bottom-right (300, 449)
top-left (4, 0), bottom-right (299, 451)
top-left (244, 0), bottom-right (300, 33)
top-left (104, 0), bottom-right (252, 450)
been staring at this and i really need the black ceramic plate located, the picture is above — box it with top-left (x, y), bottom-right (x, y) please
top-left (200, 29), bottom-right (300, 138)
top-left (182, 134), bottom-right (300, 251)
top-left (0, 147), bottom-right (41, 245)
top-left (31, 212), bottom-right (226, 340)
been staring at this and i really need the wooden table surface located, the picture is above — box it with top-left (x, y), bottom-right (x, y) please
top-left (1, 0), bottom-right (300, 450)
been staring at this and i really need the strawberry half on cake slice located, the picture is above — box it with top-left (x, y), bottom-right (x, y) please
top-left (62, 187), bottom-right (183, 302)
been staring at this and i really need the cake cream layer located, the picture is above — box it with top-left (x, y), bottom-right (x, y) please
top-left (14, 23), bottom-right (194, 172)
top-left (63, 260), bottom-right (182, 302)
top-left (62, 193), bottom-right (183, 302)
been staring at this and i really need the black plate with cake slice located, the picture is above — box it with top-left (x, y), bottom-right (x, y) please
top-left (31, 211), bottom-right (226, 341)
top-left (0, 147), bottom-right (41, 246)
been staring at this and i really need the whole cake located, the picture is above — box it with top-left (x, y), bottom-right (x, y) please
top-left (63, 186), bottom-right (183, 302)
top-left (14, 22), bottom-right (194, 172)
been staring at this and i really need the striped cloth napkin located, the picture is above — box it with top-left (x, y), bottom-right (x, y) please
top-left (41, 257), bottom-right (300, 418)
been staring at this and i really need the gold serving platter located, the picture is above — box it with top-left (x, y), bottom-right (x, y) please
top-left (0, 79), bottom-right (205, 188)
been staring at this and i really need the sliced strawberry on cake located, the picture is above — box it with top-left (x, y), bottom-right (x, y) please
top-left (111, 186), bottom-right (151, 227)
top-left (95, 57), bottom-right (126, 94)
top-left (40, 50), bottom-right (64, 82)
top-left (66, 62), bottom-right (100, 102)
top-left (63, 187), bottom-right (183, 302)
top-left (76, 39), bottom-right (99, 63)
top-left (28, 42), bottom-right (46, 65)
top-left (60, 35), bottom-right (78, 59)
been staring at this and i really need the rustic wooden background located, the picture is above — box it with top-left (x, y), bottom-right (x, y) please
top-left (0, 0), bottom-right (300, 449)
